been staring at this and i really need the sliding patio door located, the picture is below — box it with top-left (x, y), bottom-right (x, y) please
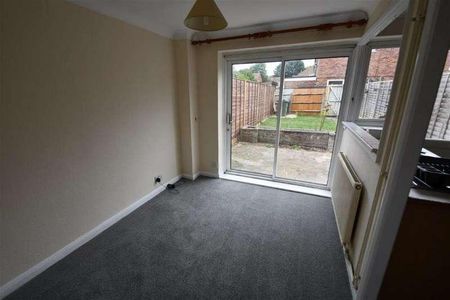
top-left (226, 49), bottom-right (351, 188)
top-left (275, 57), bottom-right (349, 185)
top-left (229, 60), bottom-right (281, 176)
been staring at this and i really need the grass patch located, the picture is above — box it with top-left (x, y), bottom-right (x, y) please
top-left (258, 115), bottom-right (337, 132)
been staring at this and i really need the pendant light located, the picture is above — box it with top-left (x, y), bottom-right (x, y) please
top-left (184, 0), bottom-right (228, 31)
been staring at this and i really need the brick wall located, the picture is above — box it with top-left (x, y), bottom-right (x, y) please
top-left (367, 47), bottom-right (399, 80)
top-left (284, 80), bottom-right (318, 89)
top-left (316, 57), bottom-right (349, 85)
top-left (239, 127), bottom-right (335, 151)
top-left (313, 49), bottom-right (400, 85)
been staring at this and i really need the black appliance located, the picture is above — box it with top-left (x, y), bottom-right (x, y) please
top-left (413, 154), bottom-right (450, 193)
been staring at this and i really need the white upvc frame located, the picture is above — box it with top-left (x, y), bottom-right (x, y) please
top-left (352, 38), bottom-right (402, 127)
top-left (327, 79), bottom-right (345, 86)
top-left (357, 0), bottom-right (408, 46)
top-left (357, 0), bottom-right (450, 298)
top-left (222, 44), bottom-right (355, 189)
top-left (342, 46), bottom-right (372, 122)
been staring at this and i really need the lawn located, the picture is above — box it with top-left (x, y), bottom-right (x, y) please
top-left (258, 115), bottom-right (337, 132)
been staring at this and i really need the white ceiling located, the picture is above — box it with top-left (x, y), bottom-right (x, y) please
top-left (69, 0), bottom-right (381, 39)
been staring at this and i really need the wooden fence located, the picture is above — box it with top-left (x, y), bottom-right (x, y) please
top-left (231, 72), bottom-right (450, 142)
top-left (232, 79), bottom-right (276, 141)
top-left (276, 86), bottom-right (342, 116)
top-left (290, 88), bottom-right (325, 114)
top-left (357, 73), bottom-right (450, 140)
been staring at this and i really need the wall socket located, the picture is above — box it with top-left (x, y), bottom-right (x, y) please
top-left (154, 175), bottom-right (162, 185)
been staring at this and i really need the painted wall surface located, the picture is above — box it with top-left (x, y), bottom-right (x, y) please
top-left (187, 42), bottom-right (200, 176)
top-left (0, 0), bottom-right (180, 285)
top-left (174, 40), bottom-right (194, 176)
top-left (194, 26), bottom-right (365, 174)
top-left (174, 39), bottom-right (199, 178)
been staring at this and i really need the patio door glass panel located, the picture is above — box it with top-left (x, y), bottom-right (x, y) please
top-left (230, 61), bottom-right (281, 176)
top-left (275, 57), bottom-right (349, 185)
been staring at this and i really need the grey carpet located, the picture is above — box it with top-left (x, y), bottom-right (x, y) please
top-left (7, 177), bottom-right (351, 299)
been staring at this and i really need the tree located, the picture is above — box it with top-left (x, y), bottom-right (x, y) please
top-left (249, 63), bottom-right (268, 82)
top-left (274, 60), bottom-right (305, 78)
top-left (274, 64), bottom-right (281, 77)
top-left (234, 69), bottom-right (255, 81)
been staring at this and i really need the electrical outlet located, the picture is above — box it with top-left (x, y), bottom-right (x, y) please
top-left (154, 175), bottom-right (162, 185)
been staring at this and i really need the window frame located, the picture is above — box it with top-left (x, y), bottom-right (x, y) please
top-left (354, 39), bottom-right (402, 127)
top-left (327, 79), bottom-right (345, 86)
top-left (222, 44), bottom-right (355, 189)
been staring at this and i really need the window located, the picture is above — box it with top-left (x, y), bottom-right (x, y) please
top-left (426, 50), bottom-right (450, 141)
top-left (227, 53), bottom-right (351, 186)
top-left (327, 79), bottom-right (344, 86)
top-left (359, 47), bottom-right (400, 120)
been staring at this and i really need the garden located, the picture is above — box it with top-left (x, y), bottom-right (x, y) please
top-left (258, 115), bottom-right (337, 132)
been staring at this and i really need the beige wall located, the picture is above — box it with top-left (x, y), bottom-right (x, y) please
top-left (194, 26), bottom-right (365, 174)
top-left (174, 40), bottom-right (194, 175)
top-left (187, 41), bottom-right (200, 176)
top-left (0, 0), bottom-right (180, 285)
top-left (174, 39), bottom-right (200, 178)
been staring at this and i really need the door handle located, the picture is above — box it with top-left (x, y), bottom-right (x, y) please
top-left (226, 112), bottom-right (232, 125)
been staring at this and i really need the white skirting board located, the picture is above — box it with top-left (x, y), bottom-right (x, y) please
top-left (0, 175), bottom-right (182, 299)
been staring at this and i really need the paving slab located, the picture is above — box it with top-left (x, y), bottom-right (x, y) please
top-left (231, 142), bottom-right (331, 185)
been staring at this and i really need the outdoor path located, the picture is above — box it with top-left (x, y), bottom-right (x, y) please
top-left (232, 142), bottom-right (331, 185)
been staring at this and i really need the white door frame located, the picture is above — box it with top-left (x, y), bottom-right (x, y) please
top-left (357, 0), bottom-right (450, 298)
top-left (222, 45), bottom-right (355, 189)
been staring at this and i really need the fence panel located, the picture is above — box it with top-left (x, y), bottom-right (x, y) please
top-left (427, 72), bottom-right (450, 140)
top-left (359, 80), bottom-right (393, 119)
top-left (231, 79), bottom-right (275, 141)
top-left (356, 73), bottom-right (450, 140)
top-left (290, 88), bottom-right (325, 114)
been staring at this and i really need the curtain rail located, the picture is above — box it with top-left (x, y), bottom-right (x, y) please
top-left (191, 19), bottom-right (367, 46)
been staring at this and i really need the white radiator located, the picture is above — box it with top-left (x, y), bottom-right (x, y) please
top-left (331, 152), bottom-right (363, 249)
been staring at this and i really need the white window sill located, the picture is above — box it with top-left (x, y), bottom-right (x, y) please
top-left (343, 121), bottom-right (380, 154)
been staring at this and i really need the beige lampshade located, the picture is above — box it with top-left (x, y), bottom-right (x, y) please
top-left (184, 0), bottom-right (228, 31)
